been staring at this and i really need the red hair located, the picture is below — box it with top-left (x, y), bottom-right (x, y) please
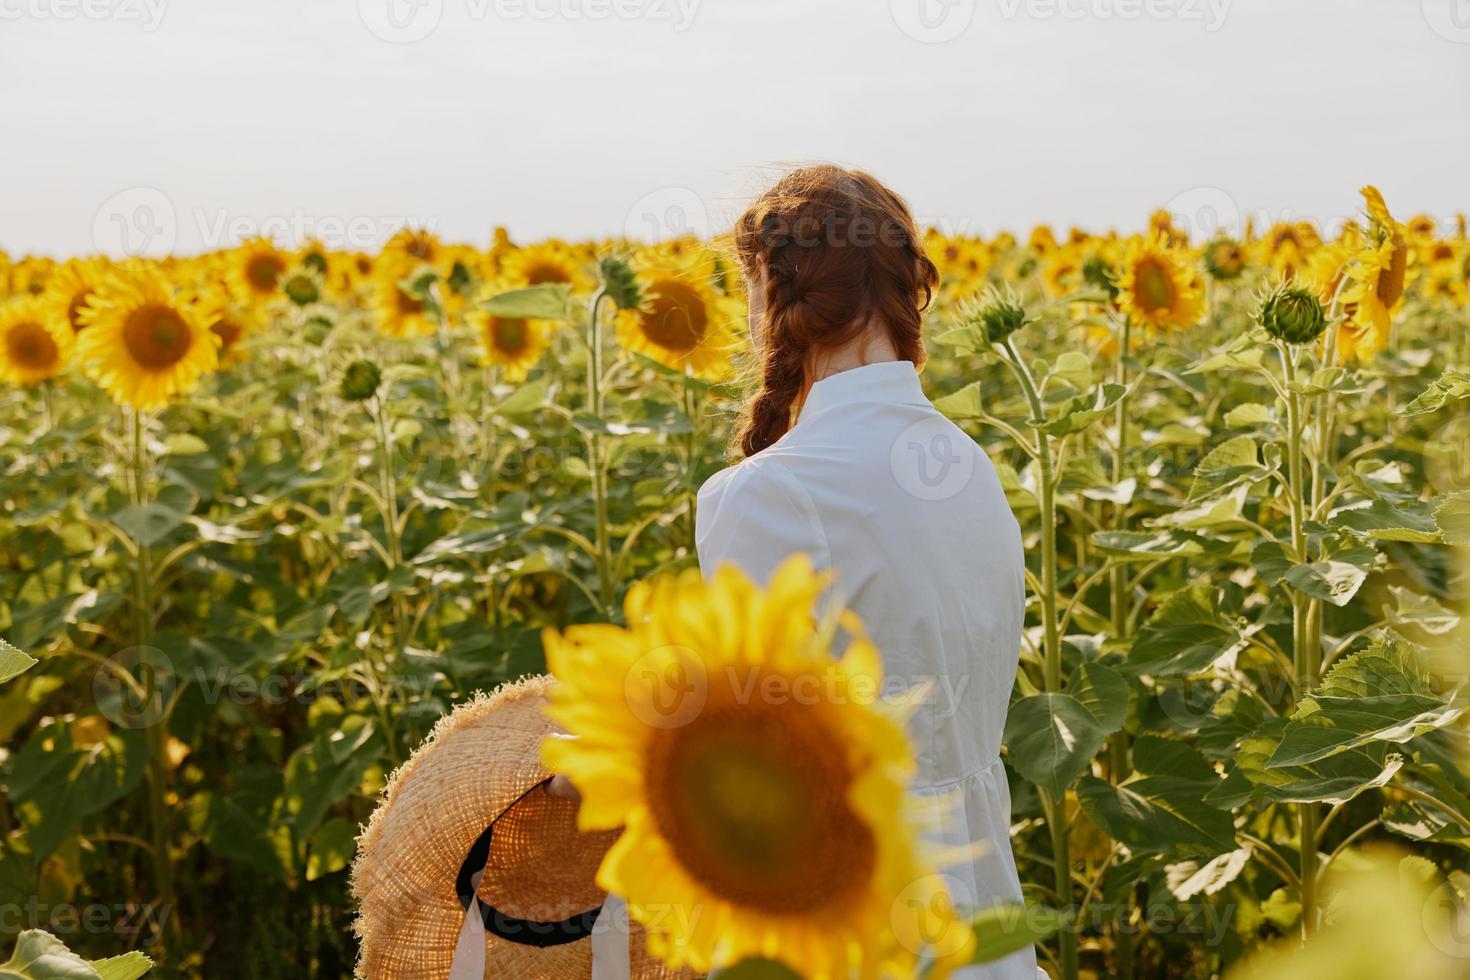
top-left (732, 165), bottom-right (938, 457)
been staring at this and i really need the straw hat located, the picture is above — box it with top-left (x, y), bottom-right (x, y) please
top-left (352, 674), bottom-right (693, 979)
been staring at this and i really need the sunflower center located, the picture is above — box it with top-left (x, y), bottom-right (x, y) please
top-left (524, 261), bottom-right (570, 286)
top-left (491, 317), bottom-right (529, 355)
top-left (1134, 258), bottom-right (1177, 312)
top-left (1377, 238), bottom-right (1407, 308)
top-left (123, 305), bottom-right (192, 369)
top-left (644, 693), bottom-right (876, 914)
top-left (246, 254), bottom-right (285, 293)
top-left (405, 234), bottom-right (435, 262)
top-left (7, 322), bottom-right (59, 370)
top-left (395, 286), bottom-right (423, 316)
top-left (638, 280), bottom-right (707, 353)
top-left (211, 316), bottom-right (244, 352)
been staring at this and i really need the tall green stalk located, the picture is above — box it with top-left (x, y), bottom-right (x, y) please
top-left (584, 288), bottom-right (614, 609)
top-left (1106, 316), bottom-right (1136, 978)
top-left (1278, 342), bottom-right (1320, 935)
top-left (127, 409), bottom-right (175, 942)
top-left (1002, 338), bottom-right (1077, 980)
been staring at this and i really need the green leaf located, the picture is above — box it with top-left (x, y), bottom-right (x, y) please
top-left (1251, 541), bottom-right (1375, 607)
top-left (1, 930), bottom-right (102, 980)
top-left (1402, 368), bottom-right (1470, 416)
top-left (8, 723), bottom-right (148, 859)
top-left (479, 283), bottom-right (574, 320)
top-left (1435, 492), bottom-right (1470, 547)
top-left (0, 639), bottom-right (37, 685)
top-left (493, 379), bottom-right (549, 419)
top-left (966, 904), bottom-right (1062, 965)
top-left (1050, 351), bottom-right (1092, 390)
top-left (1331, 498), bottom-right (1441, 543)
top-left (1267, 636), bottom-right (1461, 767)
top-left (1189, 436), bottom-right (1267, 500)
top-left (1224, 403), bottom-right (1273, 428)
top-left (1091, 528), bottom-right (1231, 561)
top-left (1164, 847), bottom-right (1250, 900)
top-left (1003, 664), bottom-right (1127, 796)
top-left (87, 954), bottom-right (153, 980)
top-left (0, 931), bottom-right (152, 980)
top-left (1126, 586), bottom-right (1243, 677)
top-left (306, 817), bottom-right (359, 881)
top-left (1076, 735), bottom-right (1236, 854)
top-left (1038, 383), bottom-right (1126, 436)
top-left (1223, 717), bottom-right (1403, 805)
top-left (933, 381), bottom-right (984, 421)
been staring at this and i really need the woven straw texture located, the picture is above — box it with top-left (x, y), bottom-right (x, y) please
top-left (352, 674), bottom-right (693, 979)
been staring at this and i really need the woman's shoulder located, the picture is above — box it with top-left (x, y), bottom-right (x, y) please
top-left (696, 451), bottom-right (805, 512)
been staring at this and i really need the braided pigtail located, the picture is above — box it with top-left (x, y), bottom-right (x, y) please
top-left (731, 165), bottom-right (935, 457)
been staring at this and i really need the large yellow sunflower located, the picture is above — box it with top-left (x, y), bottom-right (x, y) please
top-left (226, 237), bottom-right (290, 306)
top-left (76, 269), bottom-right (218, 409)
top-left (184, 288), bottom-right (256, 365)
top-left (541, 556), bottom-right (972, 979)
top-left (1116, 235), bottom-right (1205, 331)
top-left (500, 240), bottom-right (594, 294)
top-left (1341, 185), bottom-right (1409, 342)
top-left (616, 255), bottom-right (742, 380)
top-left (0, 296), bottom-right (74, 386)
top-left (40, 258), bottom-right (108, 337)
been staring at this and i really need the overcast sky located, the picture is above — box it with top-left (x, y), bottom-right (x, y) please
top-left (2, 0), bottom-right (1467, 257)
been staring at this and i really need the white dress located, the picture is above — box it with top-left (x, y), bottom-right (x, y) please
top-left (696, 360), bottom-right (1039, 980)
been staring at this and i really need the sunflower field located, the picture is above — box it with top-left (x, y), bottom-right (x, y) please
top-left (2, 187), bottom-right (1469, 980)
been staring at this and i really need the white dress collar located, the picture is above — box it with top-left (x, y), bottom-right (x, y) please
top-left (800, 359), bottom-right (927, 419)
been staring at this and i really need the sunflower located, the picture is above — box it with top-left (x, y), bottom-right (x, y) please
top-left (541, 556), bottom-right (972, 979)
top-left (1042, 245), bottom-right (1083, 297)
top-left (76, 270), bottom-right (218, 409)
top-left (40, 258), bottom-right (108, 337)
top-left (1203, 238), bottom-right (1247, 281)
top-left (1341, 185), bottom-right (1410, 342)
top-left (1259, 221), bottom-right (1320, 282)
top-left (467, 282), bottom-right (553, 381)
top-left (928, 234), bottom-right (990, 298)
top-left (382, 227), bottom-right (443, 270)
top-left (226, 237), bottom-right (290, 306)
top-left (1423, 265), bottom-right (1467, 306)
top-left (0, 296), bottom-right (74, 386)
top-left (369, 263), bottom-right (435, 338)
top-left (184, 289), bottom-right (256, 365)
top-left (500, 240), bottom-right (594, 293)
top-left (1116, 235), bottom-right (1205, 331)
top-left (1305, 243), bottom-right (1354, 305)
top-left (616, 255), bottom-right (742, 380)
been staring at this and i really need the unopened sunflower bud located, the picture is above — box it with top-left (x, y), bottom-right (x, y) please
top-left (340, 360), bottom-right (382, 402)
top-left (1259, 284), bottom-right (1327, 345)
top-left (962, 287), bottom-right (1032, 345)
top-left (282, 270), bottom-right (321, 306)
top-left (1205, 238), bottom-right (1246, 281)
top-left (599, 254), bottom-right (641, 311)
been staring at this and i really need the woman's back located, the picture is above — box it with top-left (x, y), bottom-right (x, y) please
top-left (697, 360), bottom-right (1038, 980)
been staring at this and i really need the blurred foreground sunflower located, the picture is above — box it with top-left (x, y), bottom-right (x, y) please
top-left (615, 257), bottom-right (741, 380)
top-left (1116, 235), bottom-right (1204, 331)
top-left (541, 556), bottom-right (974, 979)
top-left (0, 296), bottom-right (74, 386)
top-left (369, 264), bottom-right (436, 338)
top-left (77, 269), bottom-right (218, 409)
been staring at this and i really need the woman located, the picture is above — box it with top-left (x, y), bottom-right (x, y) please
top-left (695, 165), bottom-right (1037, 980)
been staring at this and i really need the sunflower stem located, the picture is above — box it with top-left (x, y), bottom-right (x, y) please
top-left (1001, 337), bottom-right (1078, 979)
top-left (128, 408), bottom-right (177, 946)
top-left (585, 288), bottom-right (615, 610)
top-left (1106, 315), bottom-right (1135, 980)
